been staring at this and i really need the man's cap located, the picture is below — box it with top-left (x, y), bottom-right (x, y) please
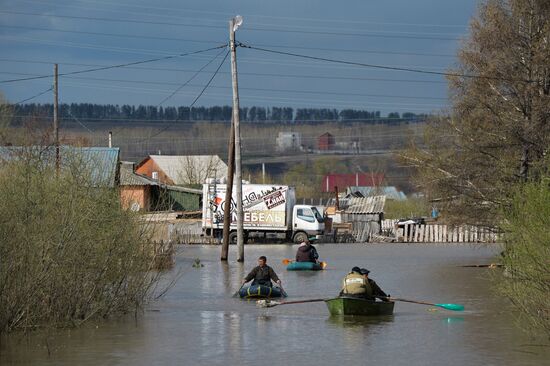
top-left (360, 268), bottom-right (370, 275)
top-left (351, 266), bottom-right (361, 273)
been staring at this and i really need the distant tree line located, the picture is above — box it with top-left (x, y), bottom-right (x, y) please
top-left (12, 103), bottom-right (428, 124)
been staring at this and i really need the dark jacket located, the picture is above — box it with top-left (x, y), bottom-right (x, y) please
top-left (295, 244), bottom-right (319, 263)
top-left (368, 279), bottom-right (389, 301)
top-left (244, 265), bottom-right (280, 287)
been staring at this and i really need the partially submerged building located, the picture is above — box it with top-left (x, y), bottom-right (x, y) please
top-left (326, 195), bottom-right (386, 242)
top-left (120, 161), bottom-right (202, 212)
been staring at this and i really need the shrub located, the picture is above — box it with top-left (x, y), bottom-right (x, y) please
top-left (0, 148), bottom-right (162, 333)
top-left (499, 181), bottom-right (550, 334)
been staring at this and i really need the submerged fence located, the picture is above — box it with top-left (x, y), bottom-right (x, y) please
top-left (381, 219), bottom-right (499, 243)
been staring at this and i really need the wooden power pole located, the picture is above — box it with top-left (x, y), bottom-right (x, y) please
top-left (53, 64), bottom-right (60, 174)
top-left (229, 17), bottom-right (244, 262)
top-left (220, 120), bottom-right (235, 261)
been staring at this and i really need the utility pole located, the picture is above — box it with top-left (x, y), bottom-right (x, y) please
top-left (229, 16), bottom-right (244, 262)
top-left (53, 64), bottom-right (60, 174)
top-left (221, 120), bottom-right (235, 261)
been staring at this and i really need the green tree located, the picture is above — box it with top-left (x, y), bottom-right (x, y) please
top-left (499, 181), bottom-right (550, 333)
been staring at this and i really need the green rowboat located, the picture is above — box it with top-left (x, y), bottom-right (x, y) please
top-left (325, 297), bottom-right (395, 316)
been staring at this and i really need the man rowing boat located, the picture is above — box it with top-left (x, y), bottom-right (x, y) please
top-left (339, 266), bottom-right (390, 301)
top-left (242, 256), bottom-right (282, 288)
top-left (295, 236), bottom-right (320, 263)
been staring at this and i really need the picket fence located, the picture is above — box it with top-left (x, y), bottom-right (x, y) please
top-left (381, 219), bottom-right (499, 243)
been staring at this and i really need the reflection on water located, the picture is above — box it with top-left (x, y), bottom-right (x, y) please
top-left (444, 317), bottom-right (465, 324)
top-left (1, 244), bottom-right (549, 366)
top-left (327, 314), bottom-right (395, 329)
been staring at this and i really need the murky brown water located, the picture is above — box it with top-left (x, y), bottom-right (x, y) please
top-left (1, 243), bottom-right (549, 365)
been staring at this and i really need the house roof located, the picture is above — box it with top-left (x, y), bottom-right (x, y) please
top-left (0, 146), bottom-right (120, 187)
top-left (331, 195), bottom-right (386, 214)
top-left (120, 163), bottom-right (158, 186)
top-left (138, 155), bottom-right (228, 185)
top-left (347, 186), bottom-right (407, 200)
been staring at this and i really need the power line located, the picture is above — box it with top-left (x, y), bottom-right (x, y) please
top-left (0, 60), bottom-right (447, 84)
top-left (13, 86), bottom-right (53, 104)
top-left (0, 25), bottom-right (221, 45)
top-left (0, 72), bottom-right (447, 101)
top-left (0, 35), bottom-right (452, 72)
top-left (238, 43), bottom-right (533, 83)
top-left (0, 25), bottom-right (456, 58)
top-left (28, 0), bottom-right (467, 29)
top-left (0, 10), bottom-right (462, 41)
top-left (33, 84), bottom-right (447, 109)
top-left (156, 48), bottom-right (227, 107)
top-left (0, 44), bottom-right (227, 84)
top-left (8, 115), bottom-right (428, 124)
top-left (137, 51), bottom-right (230, 141)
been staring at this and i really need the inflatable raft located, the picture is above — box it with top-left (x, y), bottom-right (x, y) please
top-left (286, 261), bottom-right (324, 271)
top-left (239, 284), bottom-right (283, 299)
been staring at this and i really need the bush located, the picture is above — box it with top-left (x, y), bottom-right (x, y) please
top-left (499, 181), bottom-right (550, 334)
top-left (0, 148), bottom-right (162, 333)
top-left (384, 197), bottom-right (430, 220)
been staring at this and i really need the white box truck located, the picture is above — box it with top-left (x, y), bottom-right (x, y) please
top-left (202, 183), bottom-right (324, 243)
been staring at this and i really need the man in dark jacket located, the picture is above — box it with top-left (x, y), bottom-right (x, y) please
top-left (295, 237), bottom-right (319, 263)
top-left (360, 268), bottom-right (390, 301)
top-left (242, 256), bottom-right (281, 288)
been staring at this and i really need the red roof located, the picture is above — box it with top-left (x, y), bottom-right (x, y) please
top-left (321, 173), bottom-right (385, 192)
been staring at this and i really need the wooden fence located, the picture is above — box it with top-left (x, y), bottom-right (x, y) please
top-left (381, 219), bottom-right (499, 243)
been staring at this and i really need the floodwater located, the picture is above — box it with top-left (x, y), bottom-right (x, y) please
top-left (1, 244), bottom-right (549, 365)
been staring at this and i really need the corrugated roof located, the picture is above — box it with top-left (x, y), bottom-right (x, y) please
top-left (165, 184), bottom-right (202, 195)
top-left (347, 186), bottom-right (407, 200)
top-left (334, 195), bottom-right (386, 214)
top-left (120, 163), bottom-right (158, 186)
top-left (0, 146), bottom-right (120, 187)
top-left (146, 155), bottom-right (228, 185)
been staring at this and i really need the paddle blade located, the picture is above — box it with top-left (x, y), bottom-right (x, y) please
top-left (282, 259), bottom-right (292, 265)
top-left (320, 261), bottom-right (327, 269)
top-left (435, 303), bottom-right (465, 311)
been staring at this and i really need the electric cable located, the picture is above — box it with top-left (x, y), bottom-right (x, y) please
top-left (0, 44), bottom-right (227, 84)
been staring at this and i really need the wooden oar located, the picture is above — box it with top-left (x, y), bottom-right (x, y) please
top-left (461, 263), bottom-right (502, 268)
top-left (282, 258), bottom-right (327, 269)
top-left (232, 284), bottom-right (244, 298)
top-left (276, 285), bottom-right (288, 297)
top-left (377, 296), bottom-right (464, 311)
top-left (257, 298), bottom-right (327, 308)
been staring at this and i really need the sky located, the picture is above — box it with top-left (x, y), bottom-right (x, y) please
top-left (0, 0), bottom-right (480, 117)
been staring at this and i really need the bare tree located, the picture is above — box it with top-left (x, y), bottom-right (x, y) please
top-left (402, 0), bottom-right (550, 225)
top-left (177, 155), bottom-right (225, 186)
top-left (0, 93), bottom-right (14, 144)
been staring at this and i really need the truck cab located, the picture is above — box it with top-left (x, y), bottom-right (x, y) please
top-left (291, 205), bottom-right (325, 243)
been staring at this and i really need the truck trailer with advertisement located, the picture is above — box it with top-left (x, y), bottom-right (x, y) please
top-left (202, 183), bottom-right (324, 243)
